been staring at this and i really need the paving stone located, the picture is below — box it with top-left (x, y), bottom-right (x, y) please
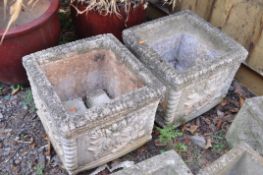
top-left (198, 143), bottom-right (263, 175)
top-left (226, 96), bottom-right (263, 155)
top-left (123, 10), bottom-right (248, 127)
top-left (22, 34), bottom-right (165, 174)
top-left (112, 150), bottom-right (193, 175)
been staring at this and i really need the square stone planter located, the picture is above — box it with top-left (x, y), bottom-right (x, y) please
top-left (112, 150), bottom-right (193, 175)
top-left (123, 10), bottom-right (248, 126)
top-left (226, 96), bottom-right (263, 155)
top-left (198, 143), bottom-right (263, 175)
top-left (22, 34), bottom-right (165, 174)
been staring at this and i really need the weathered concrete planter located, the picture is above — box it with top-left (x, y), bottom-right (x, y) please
top-left (123, 10), bottom-right (248, 126)
top-left (112, 150), bottom-right (193, 175)
top-left (22, 34), bottom-right (165, 174)
top-left (198, 143), bottom-right (263, 175)
top-left (226, 96), bottom-right (263, 154)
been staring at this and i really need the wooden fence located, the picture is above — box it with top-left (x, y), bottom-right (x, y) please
top-left (167, 0), bottom-right (263, 76)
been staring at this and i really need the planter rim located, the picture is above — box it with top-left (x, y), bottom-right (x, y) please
top-left (0, 0), bottom-right (59, 39)
top-left (123, 10), bottom-right (248, 89)
top-left (23, 34), bottom-right (166, 137)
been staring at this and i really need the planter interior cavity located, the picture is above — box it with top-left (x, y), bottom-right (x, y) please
top-left (0, 0), bottom-right (50, 28)
top-left (123, 10), bottom-right (248, 127)
top-left (41, 49), bottom-right (144, 107)
top-left (151, 33), bottom-right (225, 73)
top-left (23, 34), bottom-right (164, 174)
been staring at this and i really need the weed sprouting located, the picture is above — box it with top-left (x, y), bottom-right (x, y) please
top-left (35, 164), bottom-right (44, 175)
top-left (157, 124), bottom-right (183, 145)
top-left (212, 131), bottom-right (227, 153)
top-left (22, 89), bottom-right (36, 112)
top-left (175, 142), bottom-right (188, 153)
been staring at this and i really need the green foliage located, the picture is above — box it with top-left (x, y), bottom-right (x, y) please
top-left (157, 124), bottom-right (183, 145)
top-left (0, 83), bottom-right (3, 95)
top-left (35, 164), bottom-right (44, 175)
top-left (212, 131), bottom-right (227, 153)
top-left (11, 84), bottom-right (23, 94)
top-left (175, 143), bottom-right (188, 153)
top-left (59, 12), bottom-right (72, 31)
top-left (22, 89), bottom-right (36, 112)
top-left (58, 11), bottom-right (75, 44)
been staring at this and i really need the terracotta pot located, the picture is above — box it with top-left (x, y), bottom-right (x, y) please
top-left (0, 0), bottom-right (61, 84)
top-left (71, 3), bottom-right (146, 40)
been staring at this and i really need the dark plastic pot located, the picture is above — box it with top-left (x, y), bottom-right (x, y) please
top-left (0, 0), bottom-right (61, 84)
top-left (71, 3), bottom-right (146, 40)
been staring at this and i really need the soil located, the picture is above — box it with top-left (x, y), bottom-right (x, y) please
top-left (0, 3), bottom-right (256, 175)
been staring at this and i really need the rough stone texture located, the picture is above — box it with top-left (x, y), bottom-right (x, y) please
top-left (112, 150), bottom-right (193, 175)
top-left (123, 10), bottom-right (248, 127)
top-left (22, 34), bottom-right (165, 175)
top-left (63, 98), bottom-right (87, 114)
top-left (226, 96), bottom-right (263, 155)
top-left (85, 89), bottom-right (111, 108)
top-left (198, 143), bottom-right (263, 175)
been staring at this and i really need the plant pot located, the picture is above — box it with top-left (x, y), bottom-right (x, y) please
top-left (0, 0), bottom-right (61, 84)
top-left (71, 2), bottom-right (146, 41)
top-left (23, 34), bottom-right (165, 174)
top-left (123, 11), bottom-right (248, 127)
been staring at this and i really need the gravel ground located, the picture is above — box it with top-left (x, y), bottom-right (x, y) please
top-left (0, 81), bottom-right (254, 175)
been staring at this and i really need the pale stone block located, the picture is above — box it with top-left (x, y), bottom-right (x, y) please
top-left (123, 11), bottom-right (247, 127)
top-left (198, 143), bottom-right (263, 175)
top-left (226, 96), bottom-right (263, 155)
top-left (22, 34), bottom-right (165, 174)
top-left (63, 98), bottom-right (87, 114)
top-left (112, 150), bottom-right (193, 175)
top-left (85, 89), bottom-right (111, 107)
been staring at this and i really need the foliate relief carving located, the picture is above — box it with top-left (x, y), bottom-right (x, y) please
top-left (77, 103), bottom-right (156, 165)
top-left (181, 69), bottom-right (230, 116)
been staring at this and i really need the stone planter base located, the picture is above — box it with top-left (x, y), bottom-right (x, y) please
top-left (226, 96), bottom-right (263, 155)
top-left (112, 150), bottom-right (193, 175)
top-left (123, 10), bottom-right (248, 127)
top-left (198, 143), bottom-right (263, 175)
top-left (22, 34), bottom-right (165, 174)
